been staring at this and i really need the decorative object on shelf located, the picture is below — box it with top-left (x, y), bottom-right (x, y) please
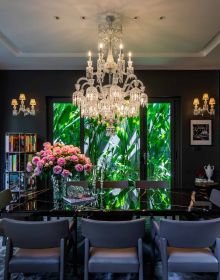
top-left (190, 119), bottom-right (212, 145)
top-left (11, 93), bottom-right (36, 116)
top-left (72, 14), bottom-right (148, 136)
top-left (204, 164), bottom-right (214, 182)
top-left (26, 142), bottom-right (93, 208)
top-left (193, 93), bottom-right (215, 116)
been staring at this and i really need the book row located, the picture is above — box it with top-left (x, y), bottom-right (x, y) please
top-left (6, 154), bottom-right (34, 172)
top-left (5, 134), bottom-right (37, 153)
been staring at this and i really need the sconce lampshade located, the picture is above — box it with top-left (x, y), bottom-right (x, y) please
top-left (19, 93), bottom-right (26, 101)
top-left (30, 99), bottom-right (36, 106)
top-left (202, 93), bottom-right (209, 101)
top-left (11, 99), bottom-right (18, 106)
top-left (193, 98), bottom-right (200, 106)
top-left (209, 97), bottom-right (216, 105)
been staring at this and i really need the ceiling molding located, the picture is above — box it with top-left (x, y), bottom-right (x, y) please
top-left (0, 29), bottom-right (220, 58)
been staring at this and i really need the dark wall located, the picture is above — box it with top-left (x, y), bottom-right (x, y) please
top-left (0, 70), bottom-right (219, 189)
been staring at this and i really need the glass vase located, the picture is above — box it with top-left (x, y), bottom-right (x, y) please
top-left (51, 175), bottom-right (66, 208)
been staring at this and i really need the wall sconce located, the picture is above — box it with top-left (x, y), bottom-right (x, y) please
top-left (11, 93), bottom-right (36, 116)
top-left (193, 93), bottom-right (215, 116)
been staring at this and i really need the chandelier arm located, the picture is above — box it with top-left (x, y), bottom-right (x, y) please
top-left (127, 79), bottom-right (145, 91)
top-left (122, 74), bottom-right (137, 91)
top-left (81, 82), bottom-right (90, 90)
top-left (76, 77), bottom-right (89, 85)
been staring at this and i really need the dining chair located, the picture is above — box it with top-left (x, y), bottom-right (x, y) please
top-left (81, 218), bottom-right (145, 280)
top-left (210, 188), bottom-right (220, 207)
top-left (3, 218), bottom-right (69, 280)
top-left (96, 180), bottom-right (129, 188)
top-left (135, 180), bottom-right (169, 189)
top-left (158, 218), bottom-right (220, 280)
top-left (0, 189), bottom-right (12, 235)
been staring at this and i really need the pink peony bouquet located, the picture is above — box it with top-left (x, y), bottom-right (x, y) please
top-left (26, 142), bottom-right (93, 178)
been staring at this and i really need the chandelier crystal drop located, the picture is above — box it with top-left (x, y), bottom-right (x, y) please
top-left (72, 15), bottom-right (148, 136)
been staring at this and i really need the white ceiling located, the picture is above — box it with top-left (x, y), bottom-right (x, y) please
top-left (0, 0), bottom-right (220, 70)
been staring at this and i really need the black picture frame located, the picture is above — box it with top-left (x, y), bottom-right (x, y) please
top-left (190, 119), bottom-right (212, 145)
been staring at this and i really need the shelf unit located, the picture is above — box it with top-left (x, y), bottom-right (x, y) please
top-left (4, 132), bottom-right (37, 192)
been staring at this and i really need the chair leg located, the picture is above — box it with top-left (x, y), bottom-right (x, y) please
top-left (139, 267), bottom-right (143, 280)
top-left (4, 270), bottom-right (10, 280)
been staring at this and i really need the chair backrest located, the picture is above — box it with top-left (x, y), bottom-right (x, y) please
top-left (209, 189), bottom-right (220, 207)
top-left (3, 218), bottom-right (69, 249)
top-left (160, 218), bottom-right (220, 248)
top-left (0, 189), bottom-right (12, 209)
top-left (82, 218), bottom-right (145, 248)
top-left (96, 181), bottom-right (129, 188)
top-left (66, 181), bottom-right (88, 188)
top-left (135, 181), bottom-right (169, 189)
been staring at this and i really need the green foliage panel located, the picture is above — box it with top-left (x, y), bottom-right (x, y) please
top-left (147, 103), bottom-right (171, 209)
top-left (53, 103), bottom-right (80, 147)
top-left (52, 102), bottom-right (171, 210)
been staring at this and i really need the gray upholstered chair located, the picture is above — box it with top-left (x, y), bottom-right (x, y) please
top-left (210, 189), bottom-right (220, 207)
top-left (159, 218), bottom-right (220, 280)
top-left (81, 218), bottom-right (145, 280)
top-left (0, 189), bottom-right (12, 236)
top-left (3, 218), bottom-right (69, 280)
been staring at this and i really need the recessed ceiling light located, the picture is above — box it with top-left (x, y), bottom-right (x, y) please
top-left (159, 16), bottom-right (166, 20)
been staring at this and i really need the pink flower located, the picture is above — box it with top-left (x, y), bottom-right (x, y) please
top-left (43, 142), bottom-right (52, 150)
top-left (84, 163), bottom-right (93, 172)
top-left (53, 165), bottom-right (62, 174)
top-left (26, 162), bottom-right (33, 172)
top-left (85, 157), bottom-right (91, 164)
top-left (47, 155), bottom-right (55, 162)
top-left (75, 164), bottom-right (84, 172)
top-left (34, 167), bottom-right (41, 176)
top-left (53, 147), bottom-right (62, 155)
top-left (32, 156), bottom-right (41, 165)
top-left (45, 149), bottom-right (52, 155)
top-left (37, 160), bottom-right (44, 169)
top-left (42, 157), bottom-right (47, 164)
top-left (78, 154), bottom-right (87, 164)
top-left (70, 155), bottom-right (78, 162)
top-left (61, 146), bottom-right (70, 154)
top-left (39, 150), bottom-right (46, 156)
top-left (61, 169), bottom-right (72, 178)
top-left (57, 157), bottom-right (66, 166)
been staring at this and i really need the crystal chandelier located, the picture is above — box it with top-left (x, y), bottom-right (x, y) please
top-left (72, 15), bottom-right (148, 136)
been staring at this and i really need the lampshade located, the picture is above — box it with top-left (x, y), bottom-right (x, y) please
top-left (19, 93), bottom-right (26, 101)
top-left (193, 98), bottom-right (199, 106)
top-left (30, 99), bottom-right (36, 106)
top-left (202, 93), bottom-right (209, 101)
top-left (11, 99), bottom-right (18, 106)
top-left (209, 97), bottom-right (216, 105)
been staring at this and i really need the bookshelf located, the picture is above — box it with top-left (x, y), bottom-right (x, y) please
top-left (4, 133), bottom-right (37, 192)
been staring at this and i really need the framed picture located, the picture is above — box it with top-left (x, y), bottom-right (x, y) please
top-left (190, 119), bottom-right (212, 145)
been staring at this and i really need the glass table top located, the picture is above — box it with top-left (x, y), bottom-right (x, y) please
top-left (1, 187), bottom-right (217, 217)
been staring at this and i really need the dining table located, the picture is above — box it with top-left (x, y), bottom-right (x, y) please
top-left (1, 186), bottom-right (219, 218)
top-left (1, 185), bottom-right (220, 273)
